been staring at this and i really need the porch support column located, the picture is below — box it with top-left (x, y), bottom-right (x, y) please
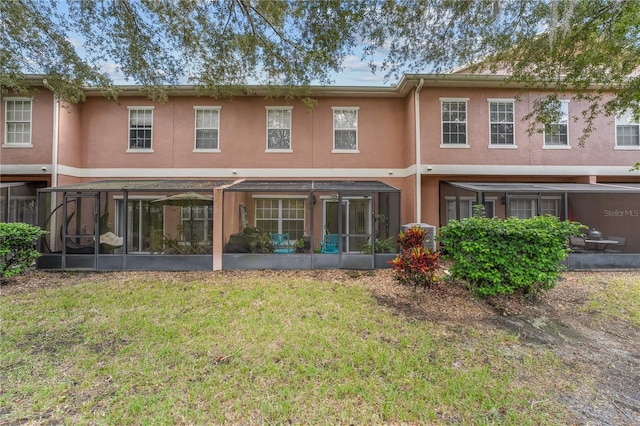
top-left (212, 187), bottom-right (224, 271)
top-left (213, 179), bottom-right (245, 271)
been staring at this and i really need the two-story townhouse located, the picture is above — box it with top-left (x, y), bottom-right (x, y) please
top-left (2, 73), bottom-right (639, 271)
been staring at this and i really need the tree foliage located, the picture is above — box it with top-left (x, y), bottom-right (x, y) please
top-left (356, 0), bottom-right (639, 147)
top-left (2, 0), bottom-right (638, 146)
top-left (1, 0), bottom-right (368, 102)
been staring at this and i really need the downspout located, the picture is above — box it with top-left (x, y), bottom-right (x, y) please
top-left (51, 95), bottom-right (59, 187)
top-left (50, 95), bottom-right (60, 251)
top-left (414, 78), bottom-right (424, 223)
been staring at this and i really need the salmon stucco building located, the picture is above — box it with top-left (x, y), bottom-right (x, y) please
top-left (2, 73), bottom-right (639, 270)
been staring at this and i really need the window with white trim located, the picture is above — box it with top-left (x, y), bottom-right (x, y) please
top-left (128, 107), bottom-right (153, 150)
top-left (4, 98), bottom-right (32, 146)
top-left (266, 107), bottom-right (292, 151)
top-left (332, 107), bottom-right (358, 151)
top-left (181, 205), bottom-right (213, 243)
top-left (446, 198), bottom-right (495, 222)
top-left (441, 99), bottom-right (467, 145)
top-left (615, 109), bottom-right (640, 148)
top-left (543, 101), bottom-right (569, 146)
top-left (488, 100), bottom-right (515, 146)
top-left (255, 198), bottom-right (305, 239)
top-left (508, 197), bottom-right (560, 219)
top-left (194, 107), bottom-right (220, 151)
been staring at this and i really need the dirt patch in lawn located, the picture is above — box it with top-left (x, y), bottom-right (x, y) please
top-left (2, 268), bottom-right (639, 425)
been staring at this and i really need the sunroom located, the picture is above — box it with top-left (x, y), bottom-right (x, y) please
top-left (36, 179), bottom-right (401, 271)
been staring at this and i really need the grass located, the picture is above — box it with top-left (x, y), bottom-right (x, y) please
top-left (583, 275), bottom-right (640, 326)
top-left (1, 273), bottom-right (573, 425)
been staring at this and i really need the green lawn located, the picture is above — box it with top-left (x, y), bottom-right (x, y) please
top-left (1, 273), bottom-right (573, 424)
top-left (583, 275), bottom-right (640, 327)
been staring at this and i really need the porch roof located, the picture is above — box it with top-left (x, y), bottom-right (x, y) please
top-left (447, 182), bottom-right (640, 194)
top-left (38, 179), bottom-right (232, 193)
top-left (225, 180), bottom-right (400, 193)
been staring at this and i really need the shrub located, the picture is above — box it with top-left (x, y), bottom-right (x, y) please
top-left (438, 215), bottom-right (583, 297)
top-left (360, 236), bottom-right (397, 254)
top-left (1, 222), bottom-right (46, 279)
top-left (245, 228), bottom-right (273, 253)
top-left (391, 226), bottom-right (440, 289)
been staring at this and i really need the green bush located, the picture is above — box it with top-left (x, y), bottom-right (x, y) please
top-left (1, 222), bottom-right (46, 279)
top-left (438, 215), bottom-right (583, 297)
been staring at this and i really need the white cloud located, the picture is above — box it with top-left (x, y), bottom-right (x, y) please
top-left (99, 61), bottom-right (128, 83)
top-left (341, 55), bottom-right (373, 73)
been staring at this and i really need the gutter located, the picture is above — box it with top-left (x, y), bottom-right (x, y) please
top-left (414, 78), bottom-right (424, 223)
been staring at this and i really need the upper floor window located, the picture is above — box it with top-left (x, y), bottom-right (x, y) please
top-left (194, 107), bottom-right (220, 151)
top-left (128, 107), bottom-right (153, 151)
top-left (332, 107), bottom-right (358, 152)
top-left (441, 99), bottom-right (468, 146)
top-left (543, 101), bottom-right (569, 147)
top-left (615, 109), bottom-right (639, 148)
top-left (266, 107), bottom-right (292, 151)
top-left (4, 98), bottom-right (32, 146)
top-left (488, 99), bottom-right (515, 146)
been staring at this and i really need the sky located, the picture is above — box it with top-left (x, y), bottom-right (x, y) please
top-left (329, 54), bottom-right (394, 86)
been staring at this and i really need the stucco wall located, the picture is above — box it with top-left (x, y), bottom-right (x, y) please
top-left (1, 89), bottom-right (54, 165)
top-left (75, 95), bottom-right (411, 171)
top-left (419, 87), bottom-right (628, 167)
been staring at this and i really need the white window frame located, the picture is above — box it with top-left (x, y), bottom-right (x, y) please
top-left (488, 99), bottom-right (516, 148)
top-left (3, 98), bottom-right (33, 147)
top-left (440, 98), bottom-right (469, 148)
top-left (193, 107), bottom-right (221, 152)
top-left (180, 205), bottom-right (213, 244)
top-left (332, 107), bottom-right (359, 153)
top-left (615, 109), bottom-right (640, 149)
top-left (265, 107), bottom-right (292, 152)
top-left (508, 196), bottom-right (561, 219)
top-left (127, 106), bottom-right (154, 152)
top-left (445, 197), bottom-right (496, 223)
top-left (543, 101), bottom-right (570, 149)
top-left (253, 195), bottom-right (306, 239)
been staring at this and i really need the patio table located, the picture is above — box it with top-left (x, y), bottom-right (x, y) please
top-left (584, 239), bottom-right (621, 252)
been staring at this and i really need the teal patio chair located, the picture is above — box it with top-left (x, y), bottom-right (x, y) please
top-left (270, 233), bottom-right (293, 254)
top-left (321, 233), bottom-right (339, 254)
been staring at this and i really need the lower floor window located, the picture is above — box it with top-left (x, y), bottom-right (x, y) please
top-left (446, 198), bottom-right (495, 222)
top-left (181, 205), bottom-right (213, 243)
top-left (509, 198), bottom-right (560, 219)
top-left (255, 198), bottom-right (305, 239)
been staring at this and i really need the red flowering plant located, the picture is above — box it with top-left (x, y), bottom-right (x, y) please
top-left (390, 226), bottom-right (440, 290)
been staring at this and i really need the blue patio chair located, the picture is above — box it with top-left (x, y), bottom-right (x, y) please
top-left (270, 233), bottom-right (293, 254)
top-left (321, 233), bottom-right (339, 254)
